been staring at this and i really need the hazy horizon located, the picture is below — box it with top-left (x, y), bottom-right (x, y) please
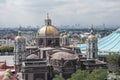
top-left (0, 0), bottom-right (120, 27)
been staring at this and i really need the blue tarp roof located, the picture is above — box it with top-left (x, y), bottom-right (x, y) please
top-left (77, 28), bottom-right (120, 55)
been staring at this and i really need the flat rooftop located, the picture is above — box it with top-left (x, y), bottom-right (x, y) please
top-left (0, 56), bottom-right (14, 66)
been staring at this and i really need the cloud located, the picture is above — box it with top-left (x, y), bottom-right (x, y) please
top-left (0, 0), bottom-right (119, 27)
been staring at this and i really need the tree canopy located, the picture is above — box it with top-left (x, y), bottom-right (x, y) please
top-left (53, 69), bottom-right (107, 80)
top-left (107, 52), bottom-right (120, 65)
top-left (0, 46), bottom-right (14, 52)
top-left (85, 69), bottom-right (107, 80)
top-left (67, 69), bottom-right (89, 80)
top-left (53, 75), bottom-right (65, 80)
top-left (107, 52), bottom-right (120, 74)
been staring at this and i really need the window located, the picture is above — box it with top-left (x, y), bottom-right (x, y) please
top-left (25, 74), bottom-right (28, 80)
top-left (43, 51), bottom-right (46, 58)
top-left (93, 52), bottom-right (95, 58)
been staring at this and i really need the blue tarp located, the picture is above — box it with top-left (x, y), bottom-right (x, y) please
top-left (77, 28), bottom-right (120, 55)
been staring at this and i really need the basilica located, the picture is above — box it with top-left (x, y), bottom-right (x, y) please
top-left (14, 15), bottom-right (106, 80)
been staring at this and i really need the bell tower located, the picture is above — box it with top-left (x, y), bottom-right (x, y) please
top-left (60, 32), bottom-right (69, 46)
top-left (14, 31), bottom-right (26, 72)
top-left (86, 28), bottom-right (98, 59)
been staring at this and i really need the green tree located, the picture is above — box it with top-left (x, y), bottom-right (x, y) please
top-left (81, 38), bottom-right (86, 43)
top-left (67, 69), bottom-right (107, 80)
top-left (8, 46), bottom-right (14, 52)
top-left (107, 52), bottom-right (120, 73)
top-left (85, 69), bottom-right (107, 80)
top-left (107, 52), bottom-right (120, 65)
top-left (67, 69), bottom-right (89, 80)
top-left (53, 75), bottom-right (65, 80)
top-left (0, 46), bottom-right (14, 52)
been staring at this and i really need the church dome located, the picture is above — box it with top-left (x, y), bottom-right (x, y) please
top-left (26, 54), bottom-right (39, 59)
top-left (88, 34), bottom-right (96, 39)
top-left (15, 36), bottom-right (25, 41)
top-left (51, 52), bottom-right (78, 60)
top-left (88, 27), bottom-right (96, 39)
top-left (38, 25), bottom-right (59, 36)
top-left (63, 32), bottom-right (68, 38)
top-left (38, 14), bottom-right (59, 36)
top-left (15, 31), bottom-right (25, 41)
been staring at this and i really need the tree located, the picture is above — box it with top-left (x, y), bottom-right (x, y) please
top-left (67, 69), bottom-right (89, 80)
top-left (81, 38), bottom-right (86, 43)
top-left (53, 75), bottom-right (65, 80)
top-left (107, 52), bottom-right (120, 73)
top-left (0, 46), bottom-right (14, 52)
top-left (67, 69), bottom-right (107, 80)
top-left (85, 69), bottom-right (107, 80)
top-left (107, 52), bottom-right (120, 65)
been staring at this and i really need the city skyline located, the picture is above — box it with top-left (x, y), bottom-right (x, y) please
top-left (0, 0), bottom-right (120, 27)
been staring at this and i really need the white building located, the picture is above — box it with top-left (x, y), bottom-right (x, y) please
top-left (0, 39), bottom-right (14, 46)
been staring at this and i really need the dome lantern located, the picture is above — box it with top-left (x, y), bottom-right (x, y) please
top-left (88, 26), bottom-right (96, 39)
top-left (45, 13), bottom-right (52, 26)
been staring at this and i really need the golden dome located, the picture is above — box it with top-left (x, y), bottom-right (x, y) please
top-left (38, 25), bottom-right (59, 36)
top-left (51, 52), bottom-right (78, 60)
top-left (88, 34), bottom-right (96, 39)
top-left (15, 31), bottom-right (25, 41)
top-left (26, 54), bottom-right (39, 59)
top-left (15, 36), bottom-right (25, 41)
top-left (38, 14), bottom-right (59, 36)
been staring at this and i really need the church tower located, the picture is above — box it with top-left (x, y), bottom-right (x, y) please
top-left (86, 28), bottom-right (98, 59)
top-left (14, 31), bottom-right (26, 72)
top-left (60, 32), bottom-right (69, 46)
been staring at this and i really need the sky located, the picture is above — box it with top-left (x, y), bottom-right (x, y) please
top-left (0, 0), bottom-right (120, 27)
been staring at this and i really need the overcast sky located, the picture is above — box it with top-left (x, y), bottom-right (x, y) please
top-left (0, 0), bottom-right (120, 27)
